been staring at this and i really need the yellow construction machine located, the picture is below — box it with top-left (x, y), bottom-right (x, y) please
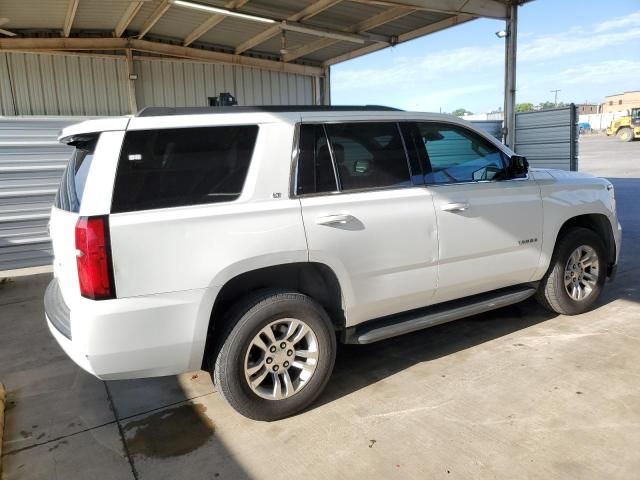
top-left (606, 107), bottom-right (640, 141)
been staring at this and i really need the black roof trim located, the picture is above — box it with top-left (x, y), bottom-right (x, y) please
top-left (135, 105), bottom-right (403, 117)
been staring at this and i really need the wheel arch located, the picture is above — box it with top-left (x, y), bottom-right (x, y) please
top-left (556, 213), bottom-right (616, 271)
top-left (202, 262), bottom-right (345, 369)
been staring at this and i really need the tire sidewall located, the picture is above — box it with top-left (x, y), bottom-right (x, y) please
top-left (215, 293), bottom-right (336, 421)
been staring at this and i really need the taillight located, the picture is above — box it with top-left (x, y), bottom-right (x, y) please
top-left (75, 216), bottom-right (115, 300)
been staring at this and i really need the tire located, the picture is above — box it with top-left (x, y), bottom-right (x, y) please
top-left (535, 227), bottom-right (607, 315)
top-left (212, 290), bottom-right (336, 421)
top-left (617, 127), bottom-right (634, 142)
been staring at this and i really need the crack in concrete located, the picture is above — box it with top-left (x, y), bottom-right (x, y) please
top-left (104, 382), bottom-right (139, 480)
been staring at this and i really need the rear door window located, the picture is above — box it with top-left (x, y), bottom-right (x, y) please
top-left (324, 122), bottom-right (411, 192)
top-left (111, 125), bottom-right (258, 213)
top-left (54, 134), bottom-right (99, 212)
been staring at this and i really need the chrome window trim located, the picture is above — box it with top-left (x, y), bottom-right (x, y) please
top-left (324, 123), bottom-right (342, 192)
top-left (422, 174), bottom-right (531, 188)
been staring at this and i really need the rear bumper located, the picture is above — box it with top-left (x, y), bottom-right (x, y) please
top-left (44, 279), bottom-right (71, 339)
top-left (45, 278), bottom-right (217, 380)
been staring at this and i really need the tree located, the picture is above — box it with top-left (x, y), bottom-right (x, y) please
top-left (538, 101), bottom-right (566, 110)
top-left (450, 108), bottom-right (473, 117)
top-left (516, 102), bottom-right (534, 112)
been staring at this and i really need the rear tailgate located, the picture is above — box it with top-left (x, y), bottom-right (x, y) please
top-left (50, 207), bottom-right (82, 303)
top-left (50, 125), bottom-right (126, 306)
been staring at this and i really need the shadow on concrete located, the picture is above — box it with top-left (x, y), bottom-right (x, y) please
top-left (0, 274), bottom-right (251, 480)
top-left (314, 298), bottom-right (556, 410)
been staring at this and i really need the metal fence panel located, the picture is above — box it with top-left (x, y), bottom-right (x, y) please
top-left (0, 117), bottom-right (79, 270)
top-left (514, 105), bottom-right (578, 171)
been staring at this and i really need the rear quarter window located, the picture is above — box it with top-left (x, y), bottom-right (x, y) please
top-left (111, 125), bottom-right (258, 213)
top-left (54, 134), bottom-right (99, 213)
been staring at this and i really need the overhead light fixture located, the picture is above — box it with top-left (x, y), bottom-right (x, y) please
top-left (495, 30), bottom-right (508, 38)
top-left (170, 0), bottom-right (276, 24)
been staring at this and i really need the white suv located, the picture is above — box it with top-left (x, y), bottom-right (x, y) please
top-left (45, 106), bottom-right (621, 420)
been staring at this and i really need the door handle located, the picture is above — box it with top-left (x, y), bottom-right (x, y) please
top-left (441, 202), bottom-right (470, 212)
top-left (315, 214), bottom-right (354, 225)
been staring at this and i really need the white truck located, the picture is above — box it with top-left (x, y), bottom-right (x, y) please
top-left (45, 106), bottom-right (621, 420)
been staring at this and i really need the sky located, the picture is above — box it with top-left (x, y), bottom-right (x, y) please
top-left (330, 0), bottom-right (640, 114)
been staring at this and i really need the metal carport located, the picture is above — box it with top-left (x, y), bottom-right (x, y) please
top-left (0, 0), bottom-right (527, 271)
top-left (1, 0), bottom-right (525, 134)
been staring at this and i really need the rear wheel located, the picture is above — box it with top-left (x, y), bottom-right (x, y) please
top-left (536, 227), bottom-right (607, 315)
top-left (617, 127), bottom-right (634, 142)
top-left (212, 290), bottom-right (336, 421)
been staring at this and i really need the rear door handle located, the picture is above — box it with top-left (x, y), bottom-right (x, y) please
top-left (316, 214), bottom-right (354, 225)
top-left (441, 202), bottom-right (470, 212)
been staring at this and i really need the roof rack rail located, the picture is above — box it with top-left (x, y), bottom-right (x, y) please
top-left (135, 105), bottom-right (403, 117)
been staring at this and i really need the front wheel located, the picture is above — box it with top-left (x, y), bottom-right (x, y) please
top-left (212, 290), bottom-right (336, 421)
top-left (617, 127), bottom-right (634, 142)
top-left (536, 227), bottom-right (607, 315)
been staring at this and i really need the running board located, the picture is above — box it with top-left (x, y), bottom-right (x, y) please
top-left (344, 285), bottom-right (537, 345)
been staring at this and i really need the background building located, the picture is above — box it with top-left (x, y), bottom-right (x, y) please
top-left (577, 103), bottom-right (599, 114)
top-left (601, 90), bottom-right (640, 113)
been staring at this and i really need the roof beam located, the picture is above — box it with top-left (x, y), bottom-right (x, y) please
top-left (283, 6), bottom-right (414, 62)
top-left (63, 0), bottom-right (80, 37)
top-left (283, 37), bottom-right (336, 63)
top-left (0, 37), bottom-right (323, 76)
top-left (0, 37), bottom-right (128, 50)
top-left (235, 0), bottom-right (342, 54)
top-left (323, 13), bottom-right (474, 65)
top-left (234, 25), bottom-right (279, 55)
top-left (114, 1), bottom-right (146, 37)
top-left (349, 0), bottom-right (507, 19)
top-left (0, 18), bottom-right (16, 37)
top-left (138, 0), bottom-right (171, 39)
top-left (288, 0), bottom-right (343, 22)
top-left (130, 39), bottom-right (322, 76)
top-left (183, 0), bottom-right (249, 47)
top-left (281, 21), bottom-right (388, 44)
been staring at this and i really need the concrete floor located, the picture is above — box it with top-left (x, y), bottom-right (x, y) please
top-left (1, 135), bottom-right (639, 479)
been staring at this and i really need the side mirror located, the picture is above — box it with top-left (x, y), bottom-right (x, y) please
top-left (510, 154), bottom-right (529, 176)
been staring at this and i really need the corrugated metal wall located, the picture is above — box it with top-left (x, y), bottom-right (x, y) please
top-left (133, 58), bottom-right (315, 108)
top-left (0, 117), bottom-right (77, 270)
top-left (514, 105), bottom-right (578, 171)
top-left (0, 51), bottom-right (318, 271)
top-left (0, 52), bottom-right (130, 116)
top-left (0, 52), bottom-right (317, 116)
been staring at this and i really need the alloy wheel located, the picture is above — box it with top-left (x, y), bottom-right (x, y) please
top-left (564, 245), bottom-right (599, 301)
top-left (244, 318), bottom-right (319, 400)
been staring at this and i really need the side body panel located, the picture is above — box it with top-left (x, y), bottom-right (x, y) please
top-left (530, 169), bottom-right (620, 280)
top-left (300, 188), bottom-right (439, 326)
top-left (430, 178), bottom-right (543, 303)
